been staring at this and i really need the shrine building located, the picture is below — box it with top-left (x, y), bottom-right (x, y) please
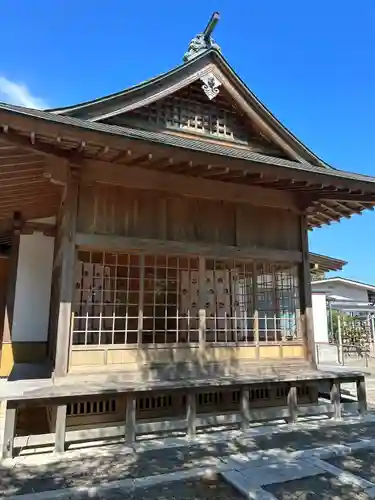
top-left (0, 13), bottom-right (373, 457)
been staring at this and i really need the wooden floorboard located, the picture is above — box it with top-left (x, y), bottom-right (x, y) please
top-left (0, 367), bottom-right (367, 405)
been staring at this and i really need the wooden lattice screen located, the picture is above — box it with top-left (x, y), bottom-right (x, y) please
top-left (104, 81), bottom-right (287, 157)
top-left (72, 251), bottom-right (301, 347)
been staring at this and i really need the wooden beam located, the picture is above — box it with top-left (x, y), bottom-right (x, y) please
top-left (0, 126), bottom-right (82, 163)
top-left (82, 161), bottom-right (299, 212)
top-left (0, 193), bottom-right (57, 209)
top-left (75, 233), bottom-right (303, 264)
top-left (54, 170), bottom-right (79, 376)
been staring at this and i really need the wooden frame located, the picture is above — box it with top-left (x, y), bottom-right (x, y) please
top-left (0, 373), bottom-right (366, 458)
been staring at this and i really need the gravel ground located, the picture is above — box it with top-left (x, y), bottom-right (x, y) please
top-left (264, 472), bottom-right (372, 500)
top-left (327, 449), bottom-right (375, 483)
top-left (3, 420), bottom-right (375, 497)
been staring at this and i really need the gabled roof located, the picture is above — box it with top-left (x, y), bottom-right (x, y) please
top-left (311, 277), bottom-right (375, 292)
top-left (49, 49), bottom-right (331, 169)
top-left (1, 20), bottom-right (375, 229)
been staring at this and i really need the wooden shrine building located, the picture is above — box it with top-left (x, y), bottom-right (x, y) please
top-left (0, 13), bottom-right (374, 456)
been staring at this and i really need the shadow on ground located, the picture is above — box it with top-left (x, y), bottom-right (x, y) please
top-left (2, 419), bottom-right (375, 497)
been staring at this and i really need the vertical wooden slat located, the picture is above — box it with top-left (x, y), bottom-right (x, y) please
top-left (125, 394), bottom-right (136, 444)
top-left (357, 378), bottom-right (367, 415)
top-left (240, 387), bottom-right (250, 430)
top-left (287, 384), bottom-right (298, 423)
top-left (55, 168), bottom-right (79, 377)
top-left (1, 404), bottom-right (16, 459)
top-left (330, 380), bottom-right (341, 420)
top-left (54, 404), bottom-right (67, 453)
top-left (187, 391), bottom-right (196, 438)
top-left (298, 215), bottom-right (315, 367)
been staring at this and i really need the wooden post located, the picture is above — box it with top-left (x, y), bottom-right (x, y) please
top-left (330, 380), bottom-right (341, 420)
top-left (1, 403), bottom-right (16, 459)
top-left (1, 215), bottom-right (21, 376)
top-left (54, 404), bottom-right (67, 453)
top-left (198, 256), bottom-right (206, 348)
top-left (287, 384), bottom-right (298, 423)
top-left (125, 394), bottom-right (136, 444)
top-left (240, 386), bottom-right (250, 430)
top-left (298, 216), bottom-right (316, 368)
top-left (137, 255), bottom-right (144, 345)
top-left (337, 314), bottom-right (343, 365)
top-left (187, 390), bottom-right (196, 438)
top-left (357, 378), bottom-right (367, 416)
top-left (54, 169), bottom-right (79, 377)
top-left (252, 262), bottom-right (259, 357)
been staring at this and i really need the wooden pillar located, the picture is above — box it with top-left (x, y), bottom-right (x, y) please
top-left (298, 215), bottom-right (316, 368)
top-left (54, 169), bottom-right (79, 377)
top-left (1, 403), bottom-right (16, 459)
top-left (287, 384), bottom-right (298, 423)
top-left (54, 404), bottom-right (67, 453)
top-left (0, 214), bottom-right (21, 376)
top-left (330, 379), bottom-right (341, 420)
top-left (252, 263), bottom-right (259, 356)
top-left (240, 386), bottom-right (250, 430)
top-left (357, 378), bottom-right (367, 415)
top-left (186, 390), bottom-right (196, 438)
top-left (125, 394), bottom-right (136, 444)
top-left (137, 255), bottom-right (144, 345)
top-left (337, 314), bottom-right (343, 365)
top-left (198, 256), bottom-right (206, 349)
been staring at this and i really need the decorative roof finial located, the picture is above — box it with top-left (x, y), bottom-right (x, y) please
top-left (183, 12), bottom-right (221, 62)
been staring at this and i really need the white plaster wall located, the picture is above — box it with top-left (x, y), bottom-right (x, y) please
top-left (12, 232), bottom-right (55, 342)
top-left (312, 292), bottom-right (329, 343)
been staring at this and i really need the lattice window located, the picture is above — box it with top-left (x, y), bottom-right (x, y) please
top-left (105, 82), bottom-right (261, 145)
top-left (72, 251), bottom-right (300, 347)
top-left (67, 399), bottom-right (117, 416)
top-left (204, 258), bottom-right (254, 343)
top-left (257, 263), bottom-right (300, 342)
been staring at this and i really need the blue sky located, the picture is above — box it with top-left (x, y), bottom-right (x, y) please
top-left (1, 1), bottom-right (374, 282)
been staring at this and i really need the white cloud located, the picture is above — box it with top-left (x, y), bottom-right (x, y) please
top-left (0, 76), bottom-right (47, 109)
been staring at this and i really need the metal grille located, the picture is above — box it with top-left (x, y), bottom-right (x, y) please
top-left (72, 251), bottom-right (300, 346)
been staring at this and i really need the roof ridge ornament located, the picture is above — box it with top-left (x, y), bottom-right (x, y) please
top-left (183, 12), bottom-right (221, 63)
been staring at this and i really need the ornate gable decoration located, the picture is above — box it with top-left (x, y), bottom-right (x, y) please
top-left (103, 80), bottom-right (287, 158)
top-left (200, 73), bottom-right (221, 100)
